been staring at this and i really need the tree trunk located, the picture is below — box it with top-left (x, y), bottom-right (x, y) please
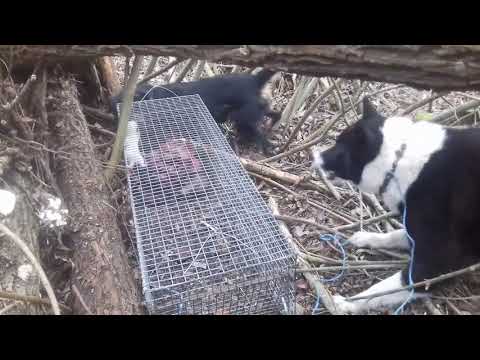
top-left (3, 45), bottom-right (480, 91)
top-left (46, 76), bottom-right (143, 315)
top-left (0, 145), bottom-right (45, 314)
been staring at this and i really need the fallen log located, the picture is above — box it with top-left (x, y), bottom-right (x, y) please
top-left (46, 76), bottom-right (143, 315)
top-left (3, 45), bottom-right (480, 91)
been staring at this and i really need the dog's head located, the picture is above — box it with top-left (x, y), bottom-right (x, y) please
top-left (311, 97), bottom-right (385, 185)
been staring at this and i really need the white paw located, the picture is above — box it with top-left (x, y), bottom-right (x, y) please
top-left (347, 231), bottom-right (377, 248)
top-left (332, 295), bottom-right (359, 315)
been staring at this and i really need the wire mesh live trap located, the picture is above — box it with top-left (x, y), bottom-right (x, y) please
top-left (122, 95), bottom-right (296, 315)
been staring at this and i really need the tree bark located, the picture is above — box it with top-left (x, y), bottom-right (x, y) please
top-left (46, 76), bottom-right (143, 315)
top-left (0, 146), bottom-right (45, 314)
top-left (3, 45), bottom-right (480, 91)
top-left (96, 57), bottom-right (122, 96)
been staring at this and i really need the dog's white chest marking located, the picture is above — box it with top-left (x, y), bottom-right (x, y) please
top-left (359, 117), bottom-right (447, 210)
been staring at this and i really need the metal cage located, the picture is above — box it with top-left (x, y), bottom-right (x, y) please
top-left (122, 94), bottom-right (296, 315)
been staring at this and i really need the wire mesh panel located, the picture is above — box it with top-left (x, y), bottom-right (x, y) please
top-left (122, 95), bottom-right (296, 315)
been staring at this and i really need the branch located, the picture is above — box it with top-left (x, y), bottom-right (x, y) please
top-left (273, 214), bottom-right (337, 234)
top-left (104, 55), bottom-right (144, 181)
top-left (0, 223), bottom-right (60, 315)
top-left (239, 157), bottom-right (328, 193)
top-left (268, 197), bottom-right (340, 315)
top-left (0, 290), bottom-right (70, 313)
top-left (430, 98), bottom-right (480, 123)
top-left (5, 45), bottom-right (480, 91)
top-left (346, 262), bottom-right (480, 302)
top-left (280, 79), bottom-right (340, 151)
top-left (297, 263), bottom-right (403, 273)
top-left (138, 58), bottom-right (183, 85)
top-left (192, 60), bottom-right (206, 80)
top-left (275, 77), bottom-right (318, 130)
top-left (248, 172), bottom-right (354, 224)
top-left (172, 58), bottom-right (196, 83)
top-left (82, 105), bottom-right (115, 123)
top-left (400, 91), bottom-right (447, 116)
top-left (334, 211), bottom-right (396, 231)
top-left (261, 86), bottom-right (405, 164)
top-left (1, 64), bottom-right (41, 112)
top-left (144, 56), bottom-right (159, 77)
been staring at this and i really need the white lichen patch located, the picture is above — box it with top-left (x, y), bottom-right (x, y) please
top-left (38, 195), bottom-right (68, 228)
top-left (0, 189), bottom-right (16, 216)
top-left (17, 264), bottom-right (33, 281)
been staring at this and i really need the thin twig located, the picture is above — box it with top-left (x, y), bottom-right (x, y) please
top-left (269, 197), bottom-right (340, 315)
top-left (431, 99), bottom-right (480, 124)
top-left (123, 56), bottom-right (131, 84)
top-left (332, 78), bottom-right (349, 126)
top-left (280, 79), bottom-right (341, 151)
top-left (105, 54), bottom-right (144, 182)
top-left (445, 300), bottom-right (467, 315)
top-left (274, 214), bottom-right (338, 234)
top-left (400, 92), bottom-right (447, 116)
top-left (0, 302), bottom-right (18, 315)
top-left (137, 58), bottom-right (183, 85)
top-left (362, 193), bottom-right (396, 231)
top-left (0, 223), bottom-right (60, 315)
top-left (430, 294), bottom-right (480, 301)
top-left (1, 64), bottom-right (41, 112)
top-left (192, 60), bottom-right (206, 81)
top-left (296, 263), bottom-right (403, 273)
top-left (0, 290), bottom-right (70, 313)
top-left (204, 62), bottom-right (217, 77)
top-left (455, 92), bottom-right (480, 102)
top-left (423, 297), bottom-right (443, 315)
top-left (346, 262), bottom-right (480, 302)
top-left (144, 56), bottom-right (159, 77)
top-left (334, 211), bottom-right (396, 231)
top-left (72, 284), bottom-right (93, 314)
top-left (276, 77), bottom-right (318, 130)
top-left (87, 124), bottom-right (116, 137)
top-left (261, 86), bottom-right (406, 164)
top-left (172, 59), bottom-right (195, 83)
top-left (249, 172), bottom-right (354, 224)
top-left (82, 105), bottom-right (115, 123)
top-left (316, 169), bottom-right (341, 201)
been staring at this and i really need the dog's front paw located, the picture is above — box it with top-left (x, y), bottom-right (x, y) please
top-left (347, 231), bottom-right (377, 248)
top-left (332, 295), bottom-right (360, 315)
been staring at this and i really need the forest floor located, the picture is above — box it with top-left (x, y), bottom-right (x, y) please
top-left (106, 56), bottom-right (480, 315)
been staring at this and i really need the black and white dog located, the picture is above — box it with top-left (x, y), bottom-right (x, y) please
top-left (311, 97), bottom-right (480, 314)
top-left (112, 69), bottom-right (281, 153)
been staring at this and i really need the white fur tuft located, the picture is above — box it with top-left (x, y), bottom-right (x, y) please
top-left (125, 121), bottom-right (146, 168)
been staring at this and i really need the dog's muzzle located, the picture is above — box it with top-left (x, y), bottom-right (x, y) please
top-left (311, 149), bottom-right (337, 181)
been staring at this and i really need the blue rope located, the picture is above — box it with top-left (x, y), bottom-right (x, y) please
top-left (391, 176), bottom-right (416, 315)
top-left (311, 172), bottom-right (416, 316)
top-left (311, 233), bottom-right (348, 315)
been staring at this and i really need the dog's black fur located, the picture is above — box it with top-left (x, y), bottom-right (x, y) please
top-left (111, 69), bottom-right (281, 152)
top-left (314, 98), bottom-right (480, 293)
top-left (319, 99), bottom-right (386, 185)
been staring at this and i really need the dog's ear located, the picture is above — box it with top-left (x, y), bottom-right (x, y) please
top-left (361, 97), bottom-right (378, 118)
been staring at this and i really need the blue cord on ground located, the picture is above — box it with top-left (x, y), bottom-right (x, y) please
top-left (311, 174), bottom-right (416, 316)
top-left (311, 233), bottom-right (348, 315)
